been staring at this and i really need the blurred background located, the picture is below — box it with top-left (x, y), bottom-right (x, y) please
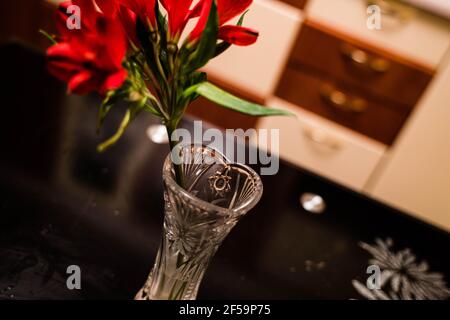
top-left (1, 0), bottom-right (450, 233)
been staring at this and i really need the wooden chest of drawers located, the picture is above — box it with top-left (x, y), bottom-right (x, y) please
top-left (276, 67), bottom-right (409, 144)
top-left (276, 20), bottom-right (434, 145)
top-left (290, 21), bottom-right (434, 108)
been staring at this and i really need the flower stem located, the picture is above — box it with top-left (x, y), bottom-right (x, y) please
top-left (166, 121), bottom-right (185, 189)
top-left (97, 109), bottom-right (131, 153)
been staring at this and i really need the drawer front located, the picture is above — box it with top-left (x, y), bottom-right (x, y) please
top-left (256, 97), bottom-right (386, 191)
top-left (276, 67), bottom-right (409, 145)
top-left (306, 0), bottom-right (450, 69)
top-left (291, 21), bottom-right (433, 108)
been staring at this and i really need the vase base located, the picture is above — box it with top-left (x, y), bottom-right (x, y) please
top-left (134, 288), bottom-right (147, 300)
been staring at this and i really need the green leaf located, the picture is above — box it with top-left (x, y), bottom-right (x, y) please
top-left (237, 9), bottom-right (249, 26)
top-left (185, 82), bottom-right (296, 117)
top-left (183, 1), bottom-right (219, 74)
top-left (185, 72), bottom-right (207, 98)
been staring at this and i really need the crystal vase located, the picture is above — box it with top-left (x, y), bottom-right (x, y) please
top-left (135, 145), bottom-right (263, 300)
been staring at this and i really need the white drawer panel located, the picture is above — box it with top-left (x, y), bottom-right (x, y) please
top-left (204, 0), bottom-right (303, 99)
top-left (255, 97), bottom-right (386, 191)
top-left (306, 0), bottom-right (450, 69)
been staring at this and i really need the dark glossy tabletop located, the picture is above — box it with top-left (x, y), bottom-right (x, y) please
top-left (1, 43), bottom-right (449, 300)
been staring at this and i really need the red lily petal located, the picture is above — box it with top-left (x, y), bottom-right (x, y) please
top-left (218, 25), bottom-right (259, 46)
top-left (117, 6), bottom-right (139, 47)
top-left (188, 0), bottom-right (257, 44)
top-left (95, 0), bottom-right (118, 16)
top-left (70, 0), bottom-right (99, 31)
top-left (56, 1), bottom-right (72, 34)
top-left (100, 69), bottom-right (128, 95)
top-left (188, 0), bottom-right (203, 19)
top-left (217, 0), bottom-right (252, 25)
top-left (56, 1), bottom-right (91, 37)
top-left (120, 0), bottom-right (157, 28)
top-left (160, 0), bottom-right (168, 9)
top-left (189, 0), bottom-right (213, 42)
top-left (47, 59), bottom-right (82, 82)
top-left (163, 0), bottom-right (194, 40)
top-left (47, 42), bottom-right (84, 63)
top-left (47, 42), bottom-right (85, 83)
top-left (81, 17), bottom-right (127, 70)
top-left (68, 70), bottom-right (97, 94)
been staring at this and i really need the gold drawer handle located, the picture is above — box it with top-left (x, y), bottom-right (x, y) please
top-left (303, 127), bottom-right (342, 151)
top-left (320, 83), bottom-right (368, 114)
top-left (367, 0), bottom-right (415, 25)
top-left (341, 44), bottom-right (391, 73)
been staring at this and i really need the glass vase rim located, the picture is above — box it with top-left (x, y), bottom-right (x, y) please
top-left (162, 144), bottom-right (264, 217)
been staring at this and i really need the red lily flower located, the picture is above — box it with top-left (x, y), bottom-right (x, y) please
top-left (47, 12), bottom-right (128, 95)
top-left (94, 0), bottom-right (158, 48)
top-left (60, 0), bottom-right (156, 28)
top-left (57, 0), bottom-right (149, 49)
top-left (189, 0), bottom-right (258, 46)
